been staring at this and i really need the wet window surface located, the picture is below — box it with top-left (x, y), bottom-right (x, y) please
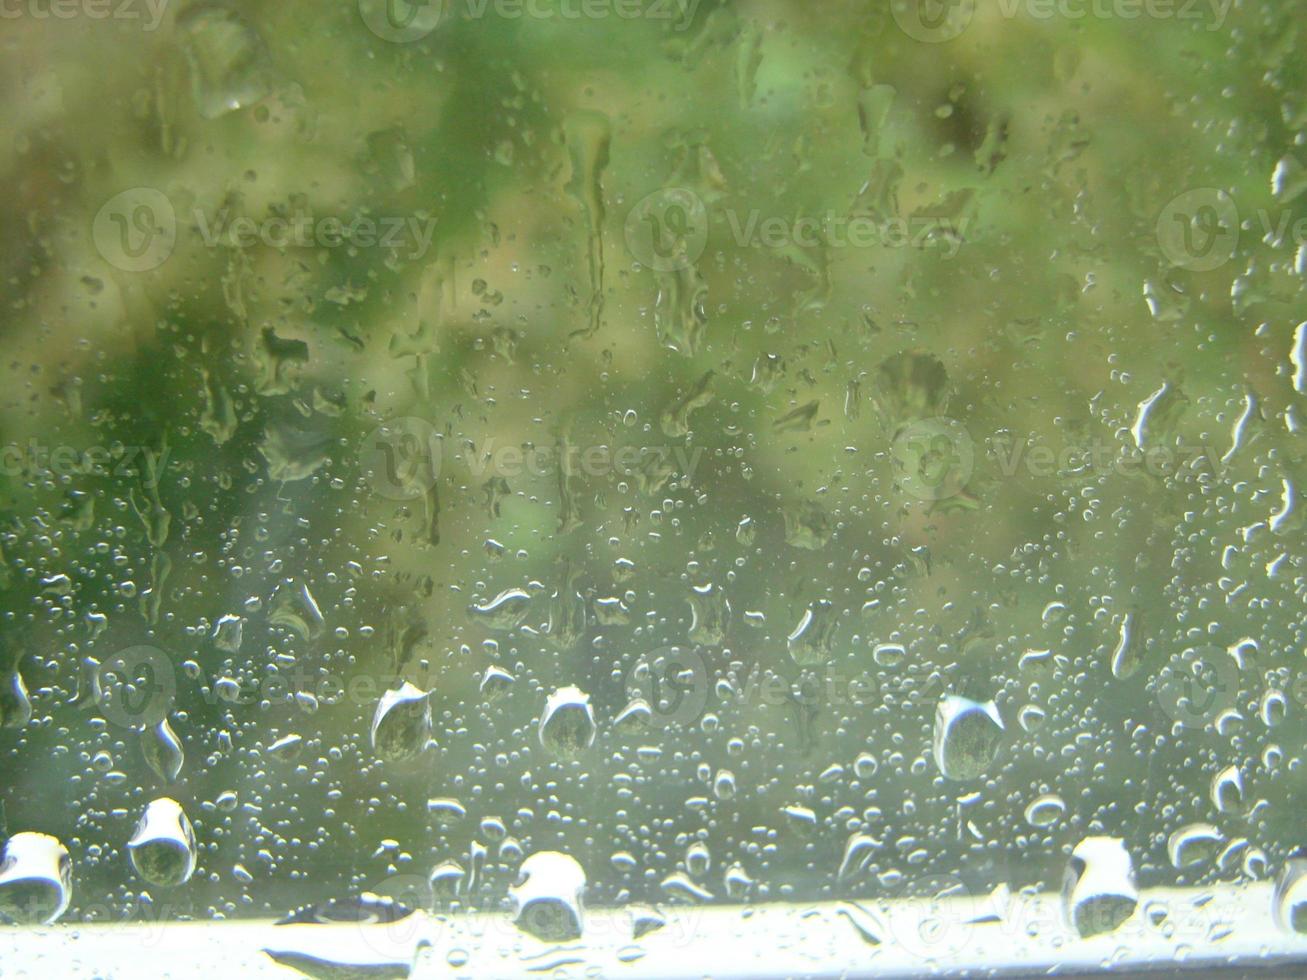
top-left (1, 0), bottom-right (1306, 975)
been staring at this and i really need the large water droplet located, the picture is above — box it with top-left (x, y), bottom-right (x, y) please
top-left (511, 851), bottom-right (586, 942)
top-left (177, 4), bottom-right (277, 120)
top-left (1273, 855), bottom-right (1307, 934)
top-left (933, 695), bottom-right (1004, 781)
top-left (1062, 837), bottom-right (1137, 938)
top-left (538, 686), bottom-right (596, 759)
top-left (370, 683), bottom-right (432, 763)
top-left (0, 833), bottom-right (71, 925)
top-left (128, 798), bottom-right (196, 887)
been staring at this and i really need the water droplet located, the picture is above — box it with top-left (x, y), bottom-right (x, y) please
top-left (468, 588), bottom-right (532, 630)
top-left (370, 683), bottom-right (432, 763)
top-left (933, 695), bottom-right (1004, 781)
top-left (1062, 837), bottom-right (1137, 938)
top-left (128, 798), bottom-right (197, 887)
top-left (1210, 765), bottom-right (1244, 815)
top-left (1274, 857), bottom-right (1307, 934)
top-left (1167, 824), bottom-right (1223, 870)
top-left (177, 4), bottom-right (277, 120)
top-left (0, 669), bottom-right (32, 730)
top-left (0, 833), bottom-right (71, 925)
top-left (141, 718), bottom-right (184, 783)
top-left (511, 851), bottom-right (586, 942)
top-left (1023, 794), bottom-right (1066, 829)
top-left (872, 643), bottom-right (905, 668)
top-left (685, 842), bottom-right (711, 878)
top-left (787, 599), bottom-right (838, 666)
top-left (630, 905), bottom-right (665, 939)
top-left (480, 666), bottom-right (515, 702)
top-left (538, 686), bottom-right (596, 759)
top-left (268, 733), bottom-right (304, 762)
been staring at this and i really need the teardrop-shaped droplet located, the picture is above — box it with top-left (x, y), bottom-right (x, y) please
top-left (468, 588), bottom-right (532, 631)
top-left (141, 718), bottom-right (184, 783)
top-left (0, 668), bottom-right (32, 730)
top-left (1109, 611), bottom-right (1143, 679)
top-left (838, 833), bottom-right (881, 881)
